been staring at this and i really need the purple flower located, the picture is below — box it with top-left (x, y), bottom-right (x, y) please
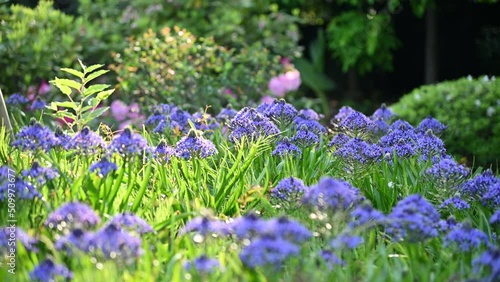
top-left (319, 250), bottom-right (345, 268)
top-left (439, 196), bottom-right (470, 210)
top-left (490, 209), bottom-right (500, 226)
top-left (263, 217), bottom-right (311, 243)
top-left (108, 128), bottom-right (150, 156)
top-left (417, 116), bottom-right (447, 135)
top-left (29, 259), bottom-right (73, 282)
top-left (334, 137), bottom-right (383, 164)
top-left (334, 106), bottom-right (356, 121)
top-left (416, 130), bottom-right (446, 160)
top-left (443, 222), bottom-right (490, 252)
top-left (1, 227), bottom-right (38, 252)
top-left (473, 247), bottom-right (500, 279)
top-left (145, 111), bottom-right (167, 128)
top-left (30, 98), bottom-right (47, 111)
top-left (302, 177), bottom-right (363, 211)
top-left (379, 121), bottom-right (419, 159)
top-left (270, 177), bottom-right (307, 201)
top-left (45, 202), bottom-right (100, 230)
top-left (21, 162), bottom-right (59, 185)
top-left (371, 104), bottom-right (394, 121)
top-left (261, 99), bottom-right (298, 124)
top-left (0, 178), bottom-right (41, 201)
top-left (331, 233), bottom-right (364, 249)
top-left (55, 228), bottom-right (93, 253)
top-left (298, 108), bottom-right (322, 121)
top-left (184, 255), bottom-right (220, 273)
top-left (239, 235), bottom-right (300, 268)
top-left (437, 216), bottom-right (461, 233)
top-left (292, 116), bottom-right (326, 134)
top-left (89, 157), bottom-right (118, 177)
top-left (460, 170), bottom-right (500, 207)
top-left (154, 140), bottom-right (175, 162)
top-left (230, 213), bottom-right (267, 239)
top-left (6, 93), bottom-right (29, 105)
top-left (272, 138), bottom-right (302, 157)
top-left (216, 107), bottom-right (238, 122)
top-left (170, 107), bottom-right (192, 133)
top-left (337, 111), bottom-right (375, 133)
top-left (228, 107), bottom-right (280, 142)
top-left (11, 120), bottom-right (59, 151)
top-left (175, 132), bottom-right (218, 159)
top-left (328, 133), bottom-right (350, 148)
top-left (88, 223), bottom-right (143, 259)
top-left (69, 127), bottom-right (105, 153)
top-left (54, 127), bottom-right (72, 150)
top-left (180, 216), bottom-right (230, 236)
top-left (107, 213), bottom-right (153, 234)
top-left (426, 158), bottom-right (470, 186)
top-left (192, 112), bottom-right (220, 131)
top-left (348, 204), bottom-right (385, 229)
top-left (385, 194), bottom-right (440, 242)
top-left (291, 125), bottom-right (319, 147)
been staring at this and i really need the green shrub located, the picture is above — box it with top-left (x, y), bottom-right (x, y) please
top-left (0, 1), bottom-right (81, 94)
top-left (110, 27), bottom-right (282, 112)
top-left (75, 0), bottom-right (302, 66)
top-left (391, 76), bottom-right (500, 167)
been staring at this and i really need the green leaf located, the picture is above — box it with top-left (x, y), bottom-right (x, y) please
top-left (85, 64), bottom-right (105, 74)
top-left (81, 106), bottom-right (109, 122)
top-left (96, 89), bottom-right (115, 101)
top-left (50, 101), bottom-right (78, 110)
top-left (84, 69), bottom-right (109, 84)
top-left (55, 111), bottom-right (76, 120)
top-left (50, 81), bottom-right (72, 95)
top-left (82, 84), bottom-right (110, 97)
top-left (294, 58), bottom-right (335, 92)
top-left (60, 68), bottom-right (84, 79)
top-left (52, 78), bottom-right (81, 90)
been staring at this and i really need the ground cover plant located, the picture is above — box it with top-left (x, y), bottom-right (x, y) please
top-left (1, 63), bottom-right (500, 282)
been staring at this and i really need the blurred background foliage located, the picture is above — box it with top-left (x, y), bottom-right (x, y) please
top-left (1, 0), bottom-right (499, 165)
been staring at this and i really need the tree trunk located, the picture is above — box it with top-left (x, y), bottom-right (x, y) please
top-left (424, 7), bottom-right (438, 84)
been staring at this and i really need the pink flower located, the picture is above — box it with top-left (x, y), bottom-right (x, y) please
top-left (111, 100), bottom-right (129, 121)
top-left (261, 95), bottom-right (275, 104)
top-left (38, 81), bottom-right (51, 95)
top-left (128, 102), bottom-right (141, 119)
top-left (268, 76), bottom-right (287, 97)
top-left (282, 70), bottom-right (301, 92)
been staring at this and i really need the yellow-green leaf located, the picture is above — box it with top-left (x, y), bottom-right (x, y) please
top-left (60, 68), bottom-right (84, 79)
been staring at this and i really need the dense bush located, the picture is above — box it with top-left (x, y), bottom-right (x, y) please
top-left (76, 0), bottom-right (302, 65)
top-left (0, 1), bottom-right (81, 94)
top-left (391, 76), bottom-right (500, 167)
top-left (110, 27), bottom-right (283, 112)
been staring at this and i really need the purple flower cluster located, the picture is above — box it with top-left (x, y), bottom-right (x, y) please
top-left (191, 111), bottom-right (220, 131)
top-left (108, 128), bottom-right (150, 156)
top-left (460, 170), bottom-right (500, 208)
top-left (258, 99), bottom-right (298, 124)
top-left (0, 173), bottom-right (41, 201)
top-left (30, 98), bottom-right (47, 111)
top-left (473, 247), bottom-right (500, 280)
top-left (443, 222), bottom-right (490, 252)
top-left (216, 106), bottom-right (238, 122)
top-left (22, 161), bottom-right (59, 185)
top-left (69, 127), bottom-right (105, 153)
top-left (302, 177), bottom-right (363, 211)
top-left (154, 140), bottom-right (175, 162)
top-left (239, 235), bottom-right (300, 268)
top-left (180, 216), bottom-right (231, 236)
top-left (174, 132), bottom-right (218, 159)
top-left (184, 255), bottom-right (220, 273)
top-left (89, 157), bottom-right (118, 177)
top-left (333, 137), bottom-right (383, 164)
top-left (107, 213), bottom-right (154, 234)
top-left (146, 104), bottom-right (193, 134)
top-left (270, 177), bottom-right (307, 201)
top-left (29, 259), bottom-right (73, 282)
top-left (291, 125), bottom-right (320, 147)
top-left (439, 196), bottom-right (470, 210)
top-left (330, 233), bottom-right (364, 249)
top-left (1, 227), bottom-right (38, 252)
top-left (348, 204), bottom-right (385, 229)
top-left (426, 157), bottom-right (470, 186)
top-left (11, 121), bottom-right (59, 151)
top-left (6, 93), bottom-right (29, 105)
top-left (88, 223), bottom-right (144, 259)
top-left (385, 194), bottom-right (440, 242)
top-left (319, 250), bottom-right (345, 268)
top-left (228, 107), bottom-right (280, 142)
top-left (293, 115), bottom-right (327, 135)
top-left (417, 116), bottom-right (447, 135)
top-left (272, 138), bottom-right (302, 157)
top-left (45, 202), bottom-right (101, 230)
